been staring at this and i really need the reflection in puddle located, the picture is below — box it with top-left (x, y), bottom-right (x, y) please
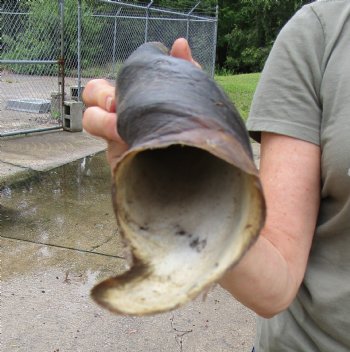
top-left (0, 152), bottom-right (124, 263)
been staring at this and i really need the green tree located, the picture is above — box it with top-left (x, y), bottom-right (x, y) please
top-left (217, 0), bottom-right (312, 73)
top-left (3, 0), bottom-right (104, 75)
top-left (3, 0), bottom-right (313, 75)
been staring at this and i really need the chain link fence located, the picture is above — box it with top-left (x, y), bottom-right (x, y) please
top-left (1, 1), bottom-right (64, 136)
top-left (1, 0), bottom-right (218, 137)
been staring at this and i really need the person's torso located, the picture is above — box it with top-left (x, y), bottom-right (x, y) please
top-left (256, 1), bottom-right (350, 351)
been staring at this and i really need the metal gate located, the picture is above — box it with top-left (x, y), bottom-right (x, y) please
top-left (1, 0), bottom-right (218, 137)
top-left (0, 1), bottom-right (65, 137)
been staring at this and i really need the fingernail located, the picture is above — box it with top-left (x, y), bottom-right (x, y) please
top-left (106, 96), bottom-right (113, 112)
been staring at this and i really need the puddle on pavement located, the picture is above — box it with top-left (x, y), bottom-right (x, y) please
top-left (1, 154), bottom-right (256, 352)
top-left (0, 152), bottom-right (127, 280)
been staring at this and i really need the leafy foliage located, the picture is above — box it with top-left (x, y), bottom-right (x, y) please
top-left (216, 0), bottom-right (312, 73)
top-left (3, 0), bottom-right (313, 75)
top-left (3, 0), bottom-right (104, 75)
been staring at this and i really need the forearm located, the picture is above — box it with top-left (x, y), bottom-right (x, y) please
top-left (220, 133), bottom-right (320, 318)
top-left (219, 232), bottom-right (298, 318)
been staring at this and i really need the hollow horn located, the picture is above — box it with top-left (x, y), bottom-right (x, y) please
top-left (91, 42), bottom-right (266, 315)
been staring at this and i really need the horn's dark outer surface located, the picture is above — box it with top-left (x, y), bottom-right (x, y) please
top-left (116, 42), bottom-right (253, 159)
top-left (90, 42), bottom-right (266, 316)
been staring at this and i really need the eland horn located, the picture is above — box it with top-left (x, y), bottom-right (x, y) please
top-left (91, 42), bottom-right (265, 315)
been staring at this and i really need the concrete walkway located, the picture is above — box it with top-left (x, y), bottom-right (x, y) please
top-left (0, 130), bottom-right (106, 187)
top-left (1, 130), bottom-right (259, 352)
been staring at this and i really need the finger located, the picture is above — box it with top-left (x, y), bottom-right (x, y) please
top-left (83, 79), bottom-right (116, 112)
top-left (83, 106), bottom-right (126, 144)
top-left (106, 140), bottom-right (129, 172)
top-left (170, 38), bottom-right (201, 68)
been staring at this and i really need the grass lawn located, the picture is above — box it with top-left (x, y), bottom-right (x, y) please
top-left (215, 73), bottom-right (261, 121)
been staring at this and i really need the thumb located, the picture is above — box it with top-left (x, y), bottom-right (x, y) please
top-left (170, 38), bottom-right (201, 68)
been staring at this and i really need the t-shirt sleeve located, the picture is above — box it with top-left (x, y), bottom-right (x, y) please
top-left (246, 5), bottom-right (324, 145)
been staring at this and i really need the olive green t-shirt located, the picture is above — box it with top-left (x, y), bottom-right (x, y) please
top-left (246, 1), bottom-right (350, 351)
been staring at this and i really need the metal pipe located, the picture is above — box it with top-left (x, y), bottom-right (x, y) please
top-left (186, 1), bottom-right (201, 40)
top-left (112, 8), bottom-right (122, 78)
top-left (77, 0), bottom-right (82, 101)
top-left (112, 16), bottom-right (117, 76)
top-left (0, 60), bottom-right (58, 64)
top-left (97, 0), bottom-right (210, 21)
top-left (211, 5), bottom-right (219, 78)
top-left (59, 0), bottom-right (65, 125)
top-left (0, 11), bottom-right (30, 15)
top-left (144, 0), bottom-right (153, 43)
top-left (90, 14), bottom-right (215, 22)
top-left (0, 126), bottom-right (62, 138)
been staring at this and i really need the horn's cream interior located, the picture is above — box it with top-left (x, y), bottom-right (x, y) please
top-left (92, 145), bottom-right (261, 314)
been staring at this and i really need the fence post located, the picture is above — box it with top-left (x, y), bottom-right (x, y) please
top-left (77, 0), bottom-right (82, 101)
top-left (186, 1), bottom-right (201, 41)
top-left (211, 5), bottom-right (219, 78)
top-left (58, 0), bottom-right (65, 121)
top-left (144, 0), bottom-right (153, 43)
top-left (112, 8), bottom-right (122, 79)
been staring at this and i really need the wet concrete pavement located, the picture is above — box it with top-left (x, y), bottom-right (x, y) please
top-left (0, 131), bottom-right (106, 187)
top-left (1, 131), bottom-right (260, 352)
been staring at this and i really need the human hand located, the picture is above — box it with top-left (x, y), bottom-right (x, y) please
top-left (82, 38), bottom-right (199, 171)
top-left (83, 78), bottom-right (127, 171)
